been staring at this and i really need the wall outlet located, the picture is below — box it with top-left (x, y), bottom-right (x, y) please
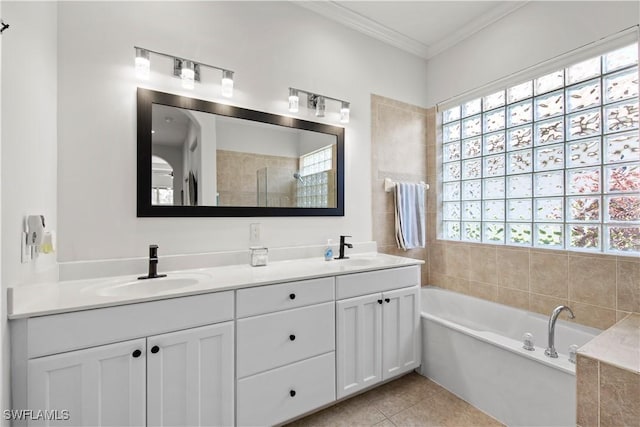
top-left (249, 223), bottom-right (261, 245)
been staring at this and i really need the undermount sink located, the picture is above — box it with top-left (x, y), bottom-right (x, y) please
top-left (93, 272), bottom-right (212, 298)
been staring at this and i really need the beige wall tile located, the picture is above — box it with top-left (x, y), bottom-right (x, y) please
top-left (429, 243), bottom-right (446, 275)
top-left (529, 293), bottom-right (569, 318)
top-left (617, 311), bottom-right (632, 322)
top-left (576, 355), bottom-right (599, 427)
top-left (530, 251), bottom-right (568, 299)
top-left (617, 261), bottom-right (640, 313)
top-left (445, 243), bottom-right (469, 280)
top-left (497, 287), bottom-right (529, 311)
top-left (468, 244), bottom-right (497, 284)
top-left (468, 281), bottom-right (498, 302)
top-left (571, 302), bottom-right (617, 330)
top-left (569, 256), bottom-right (617, 309)
top-left (496, 247), bottom-right (530, 290)
top-left (441, 276), bottom-right (470, 295)
top-left (599, 363), bottom-right (640, 427)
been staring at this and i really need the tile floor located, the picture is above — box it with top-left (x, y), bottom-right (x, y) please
top-left (286, 372), bottom-right (503, 427)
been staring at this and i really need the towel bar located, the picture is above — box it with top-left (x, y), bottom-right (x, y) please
top-left (384, 177), bottom-right (429, 192)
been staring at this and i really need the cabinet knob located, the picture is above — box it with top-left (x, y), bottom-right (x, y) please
top-left (132, 349), bottom-right (142, 358)
top-left (151, 345), bottom-right (160, 354)
top-left (289, 390), bottom-right (296, 397)
top-left (385, 298), bottom-right (390, 303)
top-left (289, 293), bottom-right (296, 300)
top-left (289, 334), bottom-right (296, 341)
top-left (377, 299), bottom-right (383, 304)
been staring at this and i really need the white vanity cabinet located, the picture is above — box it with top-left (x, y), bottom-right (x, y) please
top-left (13, 292), bottom-right (235, 427)
top-left (235, 277), bottom-right (336, 426)
top-left (10, 257), bottom-right (424, 427)
top-left (335, 266), bottom-right (421, 399)
top-left (28, 338), bottom-right (146, 426)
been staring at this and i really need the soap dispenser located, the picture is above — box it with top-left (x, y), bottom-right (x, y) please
top-left (324, 239), bottom-right (333, 261)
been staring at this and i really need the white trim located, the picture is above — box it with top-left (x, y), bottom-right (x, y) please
top-left (294, 1), bottom-right (527, 60)
top-left (296, 1), bottom-right (430, 58)
top-left (437, 25), bottom-right (640, 111)
top-left (426, 1), bottom-right (529, 59)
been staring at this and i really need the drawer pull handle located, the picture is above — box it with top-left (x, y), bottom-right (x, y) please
top-left (289, 334), bottom-right (296, 341)
top-left (289, 293), bottom-right (296, 300)
top-left (151, 345), bottom-right (160, 354)
top-left (377, 299), bottom-right (383, 304)
top-left (132, 349), bottom-right (142, 358)
top-left (289, 390), bottom-right (296, 397)
top-left (385, 298), bottom-right (390, 303)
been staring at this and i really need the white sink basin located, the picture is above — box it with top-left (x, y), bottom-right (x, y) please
top-left (92, 272), bottom-right (212, 298)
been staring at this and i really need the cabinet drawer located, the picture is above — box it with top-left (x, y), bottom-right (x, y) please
top-left (237, 352), bottom-right (335, 427)
top-left (27, 291), bottom-right (234, 358)
top-left (236, 277), bottom-right (334, 318)
top-left (336, 266), bottom-right (420, 299)
top-left (237, 302), bottom-right (334, 378)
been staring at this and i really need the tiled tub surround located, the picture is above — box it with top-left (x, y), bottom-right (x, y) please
top-left (422, 105), bottom-right (640, 330)
top-left (577, 314), bottom-right (640, 427)
top-left (369, 97), bottom-right (639, 330)
top-left (9, 252), bottom-right (423, 426)
top-left (420, 286), bottom-right (600, 426)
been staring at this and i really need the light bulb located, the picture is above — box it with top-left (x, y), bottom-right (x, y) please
top-left (288, 88), bottom-right (299, 113)
top-left (135, 48), bottom-right (150, 80)
top-left (221, 70), bottom-right (234, 98)
top-left (340, 101), bottom-right (350, 123)
top-left (181, 60), bottom-right (195, 90)
top-left (315, 96), bottom-right (325, 118)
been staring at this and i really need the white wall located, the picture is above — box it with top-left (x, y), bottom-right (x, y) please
top-left (56, 1), bottom-right (428, 262)
top-left (425, 1), bottom-right (640, 106)
top-left (1, 0), bottom-right (58, 413)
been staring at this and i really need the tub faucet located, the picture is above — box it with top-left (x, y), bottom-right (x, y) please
top-left (138, 244), bottom-right (167, 280)
top-left (336, 235), bottom-right (353, 260)
top-left (544, 305), bottom-right (575, 358)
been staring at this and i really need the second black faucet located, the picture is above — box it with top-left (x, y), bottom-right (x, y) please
top-left (335, 235), bottom-right (353, 260)
top-left (138, 244), bottom-right (167, 280)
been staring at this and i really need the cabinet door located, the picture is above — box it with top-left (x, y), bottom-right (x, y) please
top-left (27, 338), bottom-right (146, 426)
top-left (147, 322), bottom-right (234, 427)
top-left (382, 286), bottom-right (420, 380)
top-left (336, 293), bottom-right (382, 399)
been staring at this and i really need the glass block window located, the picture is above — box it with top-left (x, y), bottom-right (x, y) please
top-left (441, 43), bottom-right (640, 254)
top-left (297, 145), bottom-right (334, 208)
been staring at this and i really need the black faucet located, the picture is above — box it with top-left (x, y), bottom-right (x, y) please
top-left (335, 235), bottom-right (353, 260)
top-left (138, 244), bottom-right (167, 280)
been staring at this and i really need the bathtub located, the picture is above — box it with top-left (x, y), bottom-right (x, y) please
top-left (419, 286), bottom-right (601, 427)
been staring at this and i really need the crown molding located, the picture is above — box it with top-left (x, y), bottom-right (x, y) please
top-left (295, 1), bottom-right (431, 59)
top-left (426, 1), bottom-right (529, 59)
top-left (294, 1), bottom-right (529, 60)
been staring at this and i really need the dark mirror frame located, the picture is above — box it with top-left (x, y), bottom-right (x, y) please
top-left (137, 88), bottom-right (345, 217)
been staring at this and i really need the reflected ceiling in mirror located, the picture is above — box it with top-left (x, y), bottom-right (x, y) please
top-left (137, 89), bottom-right (344, 217)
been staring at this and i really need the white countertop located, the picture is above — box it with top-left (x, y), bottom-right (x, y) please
top-left (8, 253), bottom-right (423, 319)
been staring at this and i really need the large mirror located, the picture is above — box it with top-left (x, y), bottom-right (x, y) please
top-left (137, 89), bottom-right (344, 217)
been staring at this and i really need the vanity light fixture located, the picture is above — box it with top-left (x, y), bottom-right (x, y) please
top-left (315, 95), bottom-right (326, 118)
top-left (288, 87), bottom-right (350, 123)
top-left (180, 60), bottom-right (196, 90)
top-left (288, 88), bottom-right (299, 113)
top-left (340, 101), bottom-right (350, 124)
top-left (135, 48), bottom-right (150, 81)
top-left (133, 46), bottom-right (235, 97)
top-left (221, 70), bottom-right (234, 98)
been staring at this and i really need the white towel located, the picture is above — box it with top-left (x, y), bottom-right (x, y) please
top-left (394, 182), bottom-right (426, 250)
